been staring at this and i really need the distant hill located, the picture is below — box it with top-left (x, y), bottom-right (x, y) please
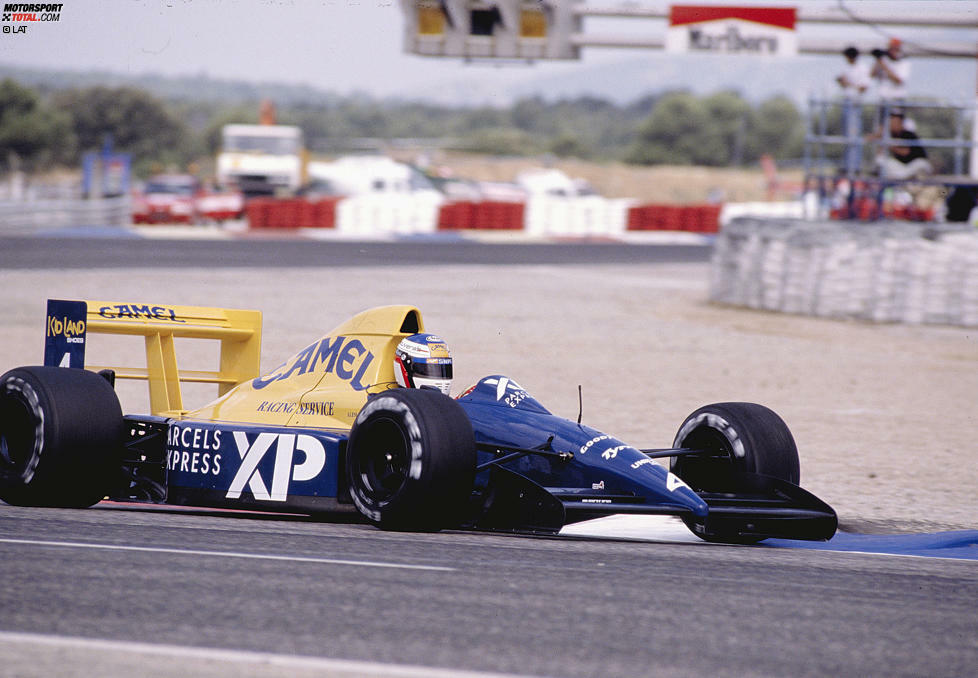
top-left (0, 64), bottom-right (346, 106)
top-left (3, 53), bottom-right (971, 111)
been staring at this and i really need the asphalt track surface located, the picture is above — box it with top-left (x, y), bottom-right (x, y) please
top-left (0, 234), bottom-right (710, 269)
top-left (1, 504), bottom-right (976, 678)
top-left (2, 234), bottom-right (976, 677)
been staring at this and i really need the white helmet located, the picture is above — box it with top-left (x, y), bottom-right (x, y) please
top-left (393, 333), bottom-right (453, 395)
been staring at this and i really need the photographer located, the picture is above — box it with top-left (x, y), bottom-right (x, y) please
top-left (871, 38), bottom-right (910, 104)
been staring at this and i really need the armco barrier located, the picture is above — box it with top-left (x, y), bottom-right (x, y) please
top-left (626, 204), bottom-right (722, 233)
top-left (0, 197), bottom-right (131, 232)
top-left (711, 217), bottom-right (978, 327)
top-left (246, 198), bottom-right (340, 229)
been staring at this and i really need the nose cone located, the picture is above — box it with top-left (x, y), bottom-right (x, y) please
top-left (668, 473), bottom-right (709, 518)
top-left (622, 452), bottom-right (708, 517)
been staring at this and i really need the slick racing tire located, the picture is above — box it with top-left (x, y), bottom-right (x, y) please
top-left (346, 388), bottom-right (476, 531)
top-left (0, 366), bottom-right (124, 508)
top-left (670, 402), bottom-right (800, 544)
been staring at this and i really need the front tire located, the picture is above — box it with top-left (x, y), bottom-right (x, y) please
top-left (0, 366), bottom-right (124, 508)
top-left (671, 402), bottom-right (800, 543)
top-left (346, 388), bottom-right (476, 531)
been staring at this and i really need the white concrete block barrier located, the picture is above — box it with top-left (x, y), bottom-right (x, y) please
top-left (524, 196), bottom-right (634, 238)
top-left (711, 218), bottom-right (978, 327)
top-left (334, 193), bottom-right (443, 236)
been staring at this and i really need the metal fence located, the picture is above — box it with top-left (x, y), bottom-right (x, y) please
top-left (804, 98), bottom-right (976, 180)
top-left (0, 197), bottom-right (132, 232)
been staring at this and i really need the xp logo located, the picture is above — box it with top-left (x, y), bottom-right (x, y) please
top-left (226, 432), bottom-right (326, 501)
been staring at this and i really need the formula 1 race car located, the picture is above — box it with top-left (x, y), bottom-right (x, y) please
top-left (0, 301), bottom-right (837, 543)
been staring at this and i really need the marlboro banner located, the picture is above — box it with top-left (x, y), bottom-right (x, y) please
top-left (666, 5), bottom-right (798, 56)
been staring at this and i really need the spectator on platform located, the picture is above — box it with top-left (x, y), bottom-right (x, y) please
top-left (836, 46), bottom-right (870, 175)
top-left (837, 46), bottom-right (870, 98)
top-left (872, 109), bottom-right (932, 180)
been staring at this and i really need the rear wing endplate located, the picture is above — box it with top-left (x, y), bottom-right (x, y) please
top-left (44, 299), bottom-right (262, 415)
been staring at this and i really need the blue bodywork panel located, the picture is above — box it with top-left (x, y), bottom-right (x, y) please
top-left (456, 376), bottom-right (708, 524)
top-left (161, 419), bottom-right (346, 513)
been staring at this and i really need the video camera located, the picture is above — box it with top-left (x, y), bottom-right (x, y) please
top-left (871, 48), bottom-right (888, 59)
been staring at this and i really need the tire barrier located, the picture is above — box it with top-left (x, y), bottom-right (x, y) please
top-left (246, 198), bottom-right (341, 229)
top-left (627, 204), bottom-right (722, 233)
top-left (438, 200), bottom-right (525, 230)
top-left (711, 218), bottom-right (978, 327)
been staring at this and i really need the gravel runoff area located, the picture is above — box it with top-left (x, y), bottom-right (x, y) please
top-left (2, 262), bottom-right (975, 533)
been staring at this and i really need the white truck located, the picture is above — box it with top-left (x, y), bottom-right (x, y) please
top-left (216, 124), bottom-right (306, 197)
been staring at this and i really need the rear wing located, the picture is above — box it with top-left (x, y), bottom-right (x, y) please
top-left (44, 299), bottom-right (262, 415)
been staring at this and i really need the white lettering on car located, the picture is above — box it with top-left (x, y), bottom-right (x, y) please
top-left (226, 432), bottom-right (326, 502)
top-left (601, 445), bottom-right (628, 460)
top-left (579, 435), bottom-right (610, 455)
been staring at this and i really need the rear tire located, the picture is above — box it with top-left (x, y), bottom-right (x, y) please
top-left (671, 402), bottom-right (800, 543)
top-left (0, 366), bottom-right (124, 508)
top-left (346, 388), bottom-right (475, 531)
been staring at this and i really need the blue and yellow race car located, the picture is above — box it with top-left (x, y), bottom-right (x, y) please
top-left (0, 300), bottom-right (836, 543)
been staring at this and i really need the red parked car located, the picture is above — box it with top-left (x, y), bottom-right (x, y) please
top-left (132, 175), bottom-right (244, 224)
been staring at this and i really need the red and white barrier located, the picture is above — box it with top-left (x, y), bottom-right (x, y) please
top-left (245, 195), bottom-right (731, 237)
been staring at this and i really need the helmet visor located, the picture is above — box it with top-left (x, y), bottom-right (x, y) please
top-left (412, 360), bottom-right (453, 380)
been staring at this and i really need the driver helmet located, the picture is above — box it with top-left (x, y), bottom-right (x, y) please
top-left (393, 333), bottom-right (453, 395)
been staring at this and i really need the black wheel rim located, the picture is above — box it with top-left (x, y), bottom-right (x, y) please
top-left (354, 416), bottom-right (411, 505)
top-left (0, 388), bottom-right (40, 479)
top-left (674, 426), bottom-right (737, 493)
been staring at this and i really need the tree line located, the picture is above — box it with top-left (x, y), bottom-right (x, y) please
top-left (0, 75), bottom-right (955, 179)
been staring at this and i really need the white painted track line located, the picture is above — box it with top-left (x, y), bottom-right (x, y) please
top-left (0, 631), bottom-right (539, 678)
top-left (0, 538), bottom-right (454, 572)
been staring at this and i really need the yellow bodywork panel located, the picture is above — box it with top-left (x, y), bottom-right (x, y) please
top-left (185, 305), bottom-right (424, 430)
top-left (77, 301), bottom-right (421, 428)
top-left (82, 300), bottom-right (263, 417)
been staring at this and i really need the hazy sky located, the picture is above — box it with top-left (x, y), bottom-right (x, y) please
top-left (0, 0), bottom-right (975, 105)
